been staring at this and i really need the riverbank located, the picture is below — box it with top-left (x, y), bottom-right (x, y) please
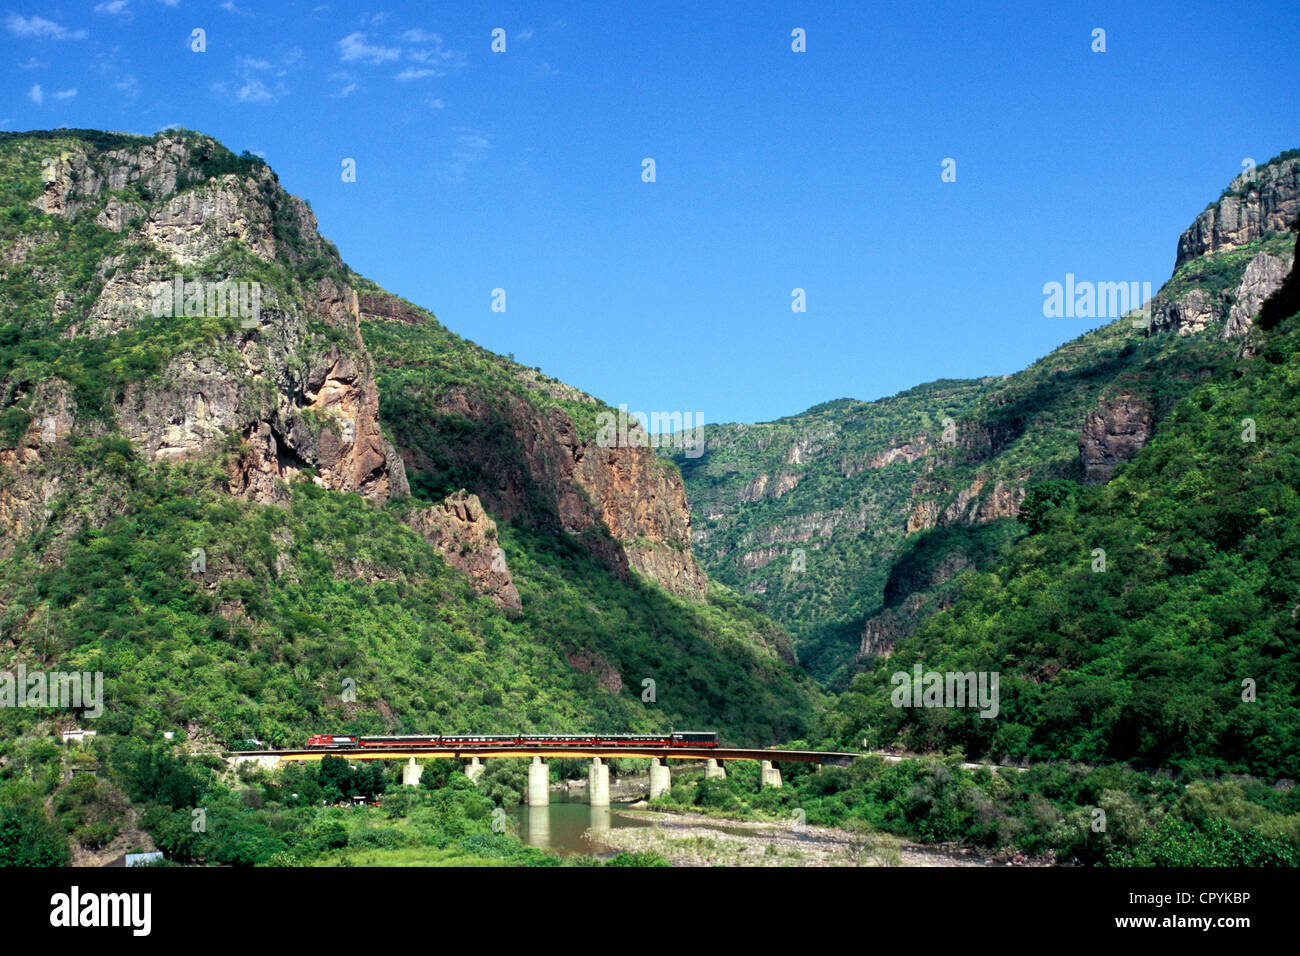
top-left (587, 808), bottom-right (1054, 867)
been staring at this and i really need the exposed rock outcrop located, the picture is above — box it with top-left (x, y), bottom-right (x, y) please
top-left (905, 471), bottom-right (1026, 535)
top-left (1079, 395), bottom-right (1154, 484)
top-left (1224, 250), bottom-right (1295, 339)
top-left (0, 381), bottom-right (78, 558)
top-left (405, 491), bottom-right (522, 613)
top-left (1176, 157), bottom-right (1300, 268)
top-left (1148, 288), bottom-right (1220, 337)
top-left (357, 292), bottom-right (430, 326)
top-left (860, 600), bottom-right (922, 659)
top-left (565, 650), bottom-right (624, 693)
top-left (395, 385), bottom-right (708, 599)
top-left (5, 133), bottom-right (409, 532)
top-left (740, 470), bottom-right (802, 502)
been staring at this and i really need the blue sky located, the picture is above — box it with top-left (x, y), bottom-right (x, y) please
top-left (3, 1), bottom-right (1297, 426)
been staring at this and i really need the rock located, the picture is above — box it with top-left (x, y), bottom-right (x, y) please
top-left (1176, 156), bottom-right (1300, 268)
top-left (141, 173), bottom-right (277, 267)
top-left (904, 475), bottom-right (1025, 535)
top-left (0, 381), bottom-right (78, 557)
top-left (1224, 250), bottom-right (1295, 339)
top-left (1079, 395), bottom-right (1154, 484)
top-left (4, 134), bottom-right (408, 544)
top-left (565, 650), bottom-right (623, 693)
top-left (396, 386), bottom-right (708, 599)
top-left (357, 292), bottom-right (430, 326)
top-left (1147, 288), bottom-right (1220, 337)
top-left (405, 491), bottom-right (522, 614)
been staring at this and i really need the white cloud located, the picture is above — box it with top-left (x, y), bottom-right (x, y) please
top-left (517, 27), bottom-right (535, 42)
top-left (407, 39), bottom-right (464, 68)
top-left (53, 88), bottom-right (77, 100)
top-left (27, 83), bottom-right (42, 104)
top-left (338, 32), bottom-right (399, 64)
top-left (395, 67), bottom-right (442, 81)
top-left (17, 57), bottom-right (45, 69)
top-left (93, 1), bottom-right (130, 16)
top-left (328, 70), bottom-right (357, 97)
top-left (237, 79), bottom-right (274, 102)
top-left (436, 130), bottom-right (491, 184)
top-left (6, 14), bottom-right (88, 40)
top-left (424, 97), bottom-right (444, 110)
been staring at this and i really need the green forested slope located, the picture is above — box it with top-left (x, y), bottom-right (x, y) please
top-left (675, 170), bottom-right (1296, 684)
top-left (0, 128), bottom-right (821, 754)
top-left (821, 235), bottom-right (1300, 779)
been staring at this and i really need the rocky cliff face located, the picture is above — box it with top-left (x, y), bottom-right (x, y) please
top-left (675, 154), bottom-right (1299, 674)
top-left (1, 130), bottom-right (710, 608)
top-left (405, 491), bottom-right (522, 613)
top-left (1147, 246), bottom-right (1295, 340)
top-left (22, 135), bottom-right (409, 508)
top-left (1225, 250), bottom-right (1296, 341)
top-left (1078, 395), bottom-right (1155, 485)
top-left (390, 381), bottom-right (708, 599)
top-left (1176, 156), bottom-right (1300, 268)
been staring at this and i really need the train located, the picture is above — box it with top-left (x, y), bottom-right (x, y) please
top-left (303, 732), bottom-right (719, 750)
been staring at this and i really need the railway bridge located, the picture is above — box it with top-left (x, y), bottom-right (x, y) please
top-left (228, 745), bottom-right (863, 806)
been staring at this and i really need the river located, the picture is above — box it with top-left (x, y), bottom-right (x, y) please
top-left (509, 791), bottom-right (646, 857)
top-left (508, 790), bottom-right (1035, 866)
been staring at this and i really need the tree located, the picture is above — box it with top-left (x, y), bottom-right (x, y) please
top-left (0, 788), bottom-right (70, 866)
top-left (1018, 480), bottom-right (1080, 534)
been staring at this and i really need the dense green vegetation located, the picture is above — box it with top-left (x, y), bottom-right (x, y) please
top-left (671, 380), bottom-right (989, 680)
top-left (0, 735), bottom-right (672, 867)
top-left (820, 259), bottom-right (1300, 780)
top-left (3, 126), bottom-right (1297, 868)
top-left (0, 435), bottom-right (817, 747)
top-left (675, 297), bottom-right (1241, 682)
top-left (0, 127), bottom-right (820, 774)
top-left (650, 754), bottom-right (1299, 866)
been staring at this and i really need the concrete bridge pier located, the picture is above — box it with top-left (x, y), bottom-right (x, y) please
top-left (704, 758), bottom-right (726, 779)
top-left (649, 757), bottom-right (672, 799)
top-left (401, 757), bottom-right (423, 787)
top-left (464, 756), bottom-right (484, 784)
top-left (527, 805), bottom-right (550, 847)
top-left (589, 757), bottom-right (611, 806)
top-left (760, 759), bottom-right (783, 788)
top-left (527, 756), bottom-right (550, 806)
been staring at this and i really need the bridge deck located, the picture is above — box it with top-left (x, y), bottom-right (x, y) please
top-left (229, 747), bottom-right (864, 764)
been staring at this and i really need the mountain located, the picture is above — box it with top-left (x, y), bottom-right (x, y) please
top-left (672, 151), bottom-right (1300, 684)
top-left (820, 222), bottom-right (1300, 778)
top-left (0, 128), bottom-right (821, 748)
